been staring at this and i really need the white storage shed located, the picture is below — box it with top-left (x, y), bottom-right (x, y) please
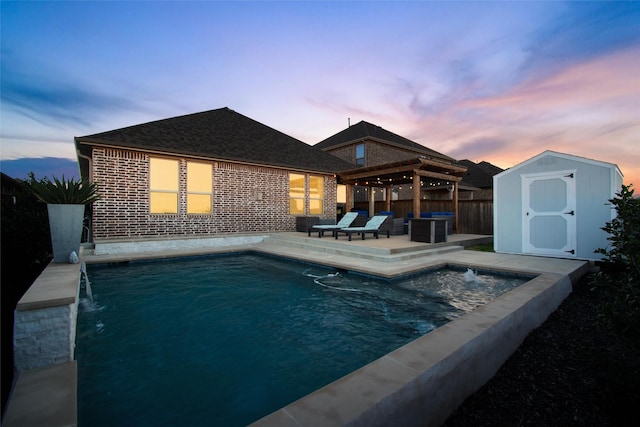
top-left (493, 150), bottom-right (623, 261)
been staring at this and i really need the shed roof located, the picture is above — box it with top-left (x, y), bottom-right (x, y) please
top-left (315, 120), bottom-right (454, 162)
top-left (494, 150), bottom-right (623, 179)
top-left (75, 107), bottom-right (354, 174)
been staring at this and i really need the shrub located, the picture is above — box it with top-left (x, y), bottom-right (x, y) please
top-left (28, 173), bottom-right (100, 205)
top-left (1, 174), bottom-right (52, 414)
top-left (593, 184), bottom-right (640, 344)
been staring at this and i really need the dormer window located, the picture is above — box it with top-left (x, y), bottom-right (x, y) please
top-left (355, 143), bottom-right (365, 166)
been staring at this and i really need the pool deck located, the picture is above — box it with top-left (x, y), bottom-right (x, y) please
top-left (81, 232), bottom-right (584, 282)
top-left (4, 232), bottom-right (589, 427)
top-left (253, 232), bottom-right (584, 280)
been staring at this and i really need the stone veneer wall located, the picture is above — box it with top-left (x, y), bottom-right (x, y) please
top-left (13, 263), bottom-right (81, 372)
top-left (91, 148), bottom-right (338, 240)
top-left (13, 304), bottom-right (78, 371)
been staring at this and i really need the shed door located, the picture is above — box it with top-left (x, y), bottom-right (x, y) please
top-left (522, 171), bottom-right (576, 257)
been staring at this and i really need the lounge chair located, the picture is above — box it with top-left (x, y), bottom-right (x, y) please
top-left (334, 215), bottom-right (390, 241)
top-left (308, 212), bottom-right (359, 238)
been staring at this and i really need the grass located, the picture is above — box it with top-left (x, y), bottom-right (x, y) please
top-left (465, 243), bottom-right (494, 252)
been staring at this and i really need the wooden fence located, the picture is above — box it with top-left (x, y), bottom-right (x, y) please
top-left (353, 199), bottom-right (494, 235)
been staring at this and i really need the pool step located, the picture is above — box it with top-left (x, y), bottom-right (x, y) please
top-left (256, 233), bottom-right (463, 263)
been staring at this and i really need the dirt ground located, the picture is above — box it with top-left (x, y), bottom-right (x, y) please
top-left (443, 275), bottom-right (640, 426)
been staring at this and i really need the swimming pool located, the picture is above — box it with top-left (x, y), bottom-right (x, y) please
top-left (76, 253), bottom-right (530, 426)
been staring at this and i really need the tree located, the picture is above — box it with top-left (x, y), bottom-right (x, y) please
top-left (1, 174), bottom-right (52, 415)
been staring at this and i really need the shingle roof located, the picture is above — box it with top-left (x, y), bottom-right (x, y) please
top-left (76, 107), bottom-right (354, 173)
top-left (314, 120), bottom-right (454, 162)
top-left (458, 159), bottom-right (504, 188)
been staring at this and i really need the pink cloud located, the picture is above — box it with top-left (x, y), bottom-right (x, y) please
top-left (404, 47), bottom-right (639, 187)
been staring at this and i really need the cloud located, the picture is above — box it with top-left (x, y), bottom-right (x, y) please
top-left (518, 1), bottom-right (640, 82)
top-left (455, 47), bottom-right (640, 124)
top-left (447, 137), bottom-right (510, 162)
top-left (0, 157), bottom-right (80, 180)
top-left (400, 45), bottom-right (640, 187)
top-left (390, 1), bottom-right (640, 124)
top-left (0, 56), bottom-right (135, 128)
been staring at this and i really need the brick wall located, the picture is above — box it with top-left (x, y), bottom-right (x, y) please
top-left (365, 141), bottom-right (421, 166)
top-left (324, 145), bottom-right (355, 165)
top-left (91, 148), bottom-right (337, 240)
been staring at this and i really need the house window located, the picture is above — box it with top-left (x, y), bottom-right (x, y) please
top-left (309, 175), bottom-right (323, 215)
top-left (337, 184), bottom-right (347, 204)
top-left (355, 143), bottom-right (365, 166)
top-left (187, 162), bottom-right (212, 214)
top-left (289, 173), bottom-right (305, 215)
top-left (150, 157), bottom-right (179, 214)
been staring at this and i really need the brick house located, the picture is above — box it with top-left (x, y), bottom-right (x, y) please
top-left (315, 120), bottom-right (455, 168)
top-left (75, 108), bottom-right (353, 244)
top-left (315, 120), bottom-right (466, 203)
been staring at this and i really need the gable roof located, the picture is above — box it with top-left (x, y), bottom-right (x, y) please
top-left (75, 107), bottom-right (353, 174)
top-left (493, 150), bottom-right (623, 179)
top-left (314, 120), bottom-right (454, 162)
top-left (458, 159), bottom-right (504, 189)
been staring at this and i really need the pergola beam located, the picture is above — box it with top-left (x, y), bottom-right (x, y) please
top-left (342, 181), bottom-right (389, 188)
top-left (339, 164), bottom-right (415, 182)
top-left (419, 158), bottom-right (468, 174)
top-left (412, 169), bottom-right (463, 182)
top-left (337, 157), bottom-right (468, 232)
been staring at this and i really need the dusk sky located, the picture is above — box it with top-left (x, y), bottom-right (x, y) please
top-left (1, 1), bottom-right (639, 186)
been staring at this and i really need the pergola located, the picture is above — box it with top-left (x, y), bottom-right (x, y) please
top-left (338, 157), bottom-right (468, 232)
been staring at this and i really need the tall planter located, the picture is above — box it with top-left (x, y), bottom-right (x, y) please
top-left (47, 204), bottom-right (85, 263)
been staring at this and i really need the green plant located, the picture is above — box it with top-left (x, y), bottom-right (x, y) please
top-left (593, 184), bottom-right (640, 343)
top-left (28, 173), bottom-right (100, 205)
top-left (465, 243), bottom-right (494, 252)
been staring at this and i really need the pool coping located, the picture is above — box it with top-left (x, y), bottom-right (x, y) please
top-left (4, 234), bottom-right (589, 427)
top-left (250, 271), bottom-right (573, 426)
top-left (248, 237), bottom-right (588, 425)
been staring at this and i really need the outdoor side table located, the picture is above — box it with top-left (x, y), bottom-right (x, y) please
top-left (296, 216), bottom-right (319, 232)
top-left (410, 218), bottom-right (449, 243)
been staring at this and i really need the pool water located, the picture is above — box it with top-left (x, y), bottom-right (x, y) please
top-left (76, 253), bottom-right (529, 426)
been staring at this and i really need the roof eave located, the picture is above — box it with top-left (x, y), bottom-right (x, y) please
top-left (320, 136), bottom-right (454, 162)
top-left (74, 139), bottom-right (344, 176)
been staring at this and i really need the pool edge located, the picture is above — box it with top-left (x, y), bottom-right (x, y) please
top-left (250, 272), bottom-right (575, 427)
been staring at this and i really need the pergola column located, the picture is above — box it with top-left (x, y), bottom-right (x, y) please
top-left (369, 187), bottom-right (375, 217)
top-left (413, 172), bottom-right (421, 217)
top-left (453, 181), bottom-right (459, 233)
top-left (345, 184), bottom-right (353, 212)
top-left (385, 187), bottom-right (392, 212)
